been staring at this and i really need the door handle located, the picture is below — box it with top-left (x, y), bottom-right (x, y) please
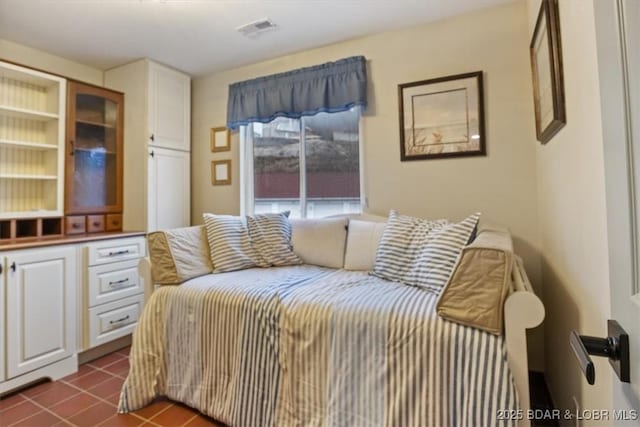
top-left (570, 319), bottom-right (629, 385)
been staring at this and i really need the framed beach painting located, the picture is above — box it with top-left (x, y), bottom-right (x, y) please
top-left (530, 0), bottom-right (566, 144)
top-left (398, 71), bottom-right (485, 161)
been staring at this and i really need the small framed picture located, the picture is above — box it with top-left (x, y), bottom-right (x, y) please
top-left (210, 127), bottom-right (230, 152)
top-left (212, 160), bottom-right (231, 185)
top-left (530, 0), bottom-right (566, 144)
top-left (398, 71), bottom-right (485, 161)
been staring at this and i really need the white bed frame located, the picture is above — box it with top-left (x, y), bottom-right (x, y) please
top-left (138, 251), bottom-right (544, 427)
top-left (506, 256), bottom-right (545, 427)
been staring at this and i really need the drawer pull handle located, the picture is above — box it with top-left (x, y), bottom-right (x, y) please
top-left (93, 222), bottom-right (101, 227)
top-left (109, 278), bottom-right (130, 287)
top-left (72, 223), bottom-right (81, 229)
top-left (108, 249), bottom-right (130, 256)
top-left (109, 315), bottom-right (131, 325)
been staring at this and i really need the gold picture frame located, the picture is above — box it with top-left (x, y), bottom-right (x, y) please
top-left (212, 160), bottom-right (231, 186)
top-left (210, 126), bottom-right (230, 152)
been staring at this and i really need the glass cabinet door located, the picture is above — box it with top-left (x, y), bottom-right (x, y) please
top-left (65, 82), bottom-right (123, 214)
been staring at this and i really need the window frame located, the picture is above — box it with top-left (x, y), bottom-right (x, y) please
top-left (240, 109), bottom-right (365, 218)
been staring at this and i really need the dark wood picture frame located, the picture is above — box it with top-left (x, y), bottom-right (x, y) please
top-left (211, 160), bottom-right (231, 186)
top-left (398, 71), bottom-right (485, 161)
top-left (530, 0), bottom-right (566, 144)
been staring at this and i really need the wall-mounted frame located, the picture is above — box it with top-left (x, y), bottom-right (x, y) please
top-left (398, 71), bottom-right (485, 161)
top-left (212, 160), bottom-right (231, 186)
top-left (530, 0), bottom-right (566, 144)
top-left (210, 126), bottom-right (230, 152)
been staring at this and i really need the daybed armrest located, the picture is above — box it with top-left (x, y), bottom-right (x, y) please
top-left (147, 226), bottom-right (212, 285)
top-left (139, 257), bottom-right (154, 300)
top-left (505, 256), bottom-right (545, 427)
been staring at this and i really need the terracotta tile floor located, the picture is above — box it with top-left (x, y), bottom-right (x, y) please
top-left (0, 347), bottom-right (225, 427)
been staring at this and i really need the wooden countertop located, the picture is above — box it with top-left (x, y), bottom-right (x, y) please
top-left (0, 231), bottom-right (146, 251)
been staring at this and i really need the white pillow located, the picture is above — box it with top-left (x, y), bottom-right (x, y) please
top-left (344, 220), bottom-right (386, 271)
top-left (290, 217), bottom-right (349, 268)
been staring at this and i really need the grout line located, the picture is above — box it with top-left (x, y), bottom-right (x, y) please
top-left (28, 389), bottom-right (83, 412)
top-left (180, 413), bottom-right (200, 426)
top-left (0, 395), bottom-right (27, 412)
top-left (16, 393), bottom-right (76, 427)
top-left (145, 403), bottom-right (175, 423)
top-left (86, 355), bottom-right (127, 371)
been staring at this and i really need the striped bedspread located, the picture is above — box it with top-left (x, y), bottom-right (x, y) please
top-left (119, 266), bottom-right (517, 427)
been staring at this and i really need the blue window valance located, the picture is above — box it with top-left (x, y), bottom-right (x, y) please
top-left (227, 56), bottom-right (367, 129)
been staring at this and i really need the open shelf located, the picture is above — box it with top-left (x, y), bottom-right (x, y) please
top-left (0, 60), bottom-right (65, 221)
top-left (0, 138), bottom-right (58, 150)
top-left (0, 220), bottom-right (11, 240)
top-left (42, 217), bottom-right (63, 237)
top-left (0, 173), bottom-right (58, 180)
top-left (0, 105), bottom-right (58, 121)
top-left (0, 217), bottom-right (63, 241)
top-left (15, 218), bottom-right (38, 239)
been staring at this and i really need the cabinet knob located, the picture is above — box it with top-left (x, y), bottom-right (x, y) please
top-left (150, 150), bottom-right (155, 158)
top-left (10, 262), bottom-right (16, 272)
top-left (150, 134), bottom-right (155, 142)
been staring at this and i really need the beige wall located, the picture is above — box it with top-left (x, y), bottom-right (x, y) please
top-left (192, 2), bottom-right (544, 368)
top-left (0, 38), bottom-right (103, 86)
top-left (526, 0), bottom-right (613, 419)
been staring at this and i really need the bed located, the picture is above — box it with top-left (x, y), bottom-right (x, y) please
top-left (119, 265), bottom-right (521, 426)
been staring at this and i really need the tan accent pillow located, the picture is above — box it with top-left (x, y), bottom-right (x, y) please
top-left (147, 225), bottom-right (213, 285)
top-left (436, 227), bottom-right (514, 335)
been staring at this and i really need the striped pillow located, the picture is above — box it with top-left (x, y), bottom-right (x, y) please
top-left (372, 211), bottom-right (480, 292)
top-left (203, 214), bottom-right (267, 273)
top-left (247, 212), bottom-right (302, 267)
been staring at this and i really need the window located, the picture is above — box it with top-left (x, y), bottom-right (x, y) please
top-left (241, 109), bottom-right (362, 218)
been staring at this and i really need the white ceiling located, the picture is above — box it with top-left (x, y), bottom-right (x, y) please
top-left (0, 0), bottom-right (514, 77)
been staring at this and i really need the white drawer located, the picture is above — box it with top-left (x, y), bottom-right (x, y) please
top-left (86, 237), bottom-right (146, 266)
top-left (89, 260), bottom-right (144, 307)
top-left (88, 294), bottom-right (144, 348)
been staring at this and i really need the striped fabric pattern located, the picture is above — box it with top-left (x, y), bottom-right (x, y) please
top-left (119, 266), bottom-right (517, 427)
top-left (372, 212), bottom-right (480, 292)
top-left (247, 212), bottom-right (302, 267)
top-left (203, 213), bottom-right (267, 273)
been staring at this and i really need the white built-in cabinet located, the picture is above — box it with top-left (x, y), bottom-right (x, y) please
top-left (105, 60), bottom-right (191, 232)
top-left (147, 147), bottom-right (190, 231)
top-left (0, 61), bottom-right (66, 219)
top-left (148, 63), bottom-right (190, 152)
top-left (0, 235), bottom-right (146, 395)
top-left (0, 246), bottom-right (77, 393)
top-left (81, 236), bottom-right (146, 350)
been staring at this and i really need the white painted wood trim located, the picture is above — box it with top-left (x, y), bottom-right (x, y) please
top-left (0, 355), bottom-right (77, 397)
top-left (505, 256), bottom-right (545, 427)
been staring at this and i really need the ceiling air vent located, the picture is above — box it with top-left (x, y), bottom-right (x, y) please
top-left (237, 18), bottom-right (278, 38)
